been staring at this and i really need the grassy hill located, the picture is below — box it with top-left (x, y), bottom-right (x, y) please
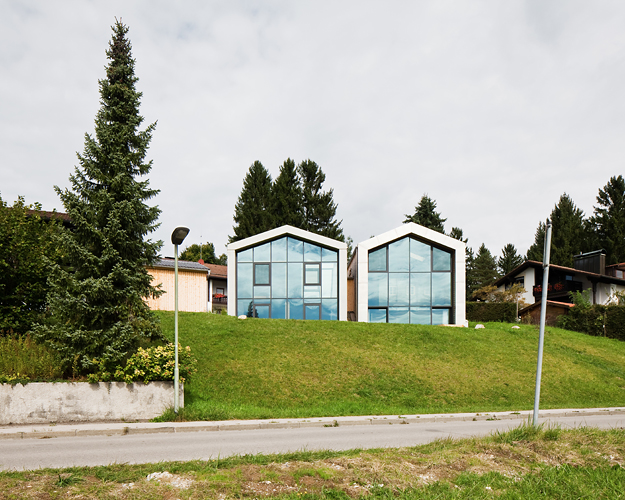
top-left (156, 312), bottom-right (625, 421)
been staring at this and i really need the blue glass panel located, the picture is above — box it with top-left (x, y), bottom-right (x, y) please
top-left (272, 299), bottom-right (287, 319)
top-left (389, 238), bottom-right (409, 272)
top-left (369, 309), bottom-right (387, 323)
top-left (288, 299), bottom-right (304, 320)
top-left (410, 307), bottom-right (431, 325)
top-left (254, 285), bottom-right (270, 299)
top-left (322, 263), bottom-right (338, 298)
top-left (322, 247), bottom-right (338, 262)
top-left (389, 307), bottom-right (410, 324)
top-left (433, 247), bottom-right (452, 271)
top-left (432, 273), bottom-right (452, 306)
top-left (254, 263), bottom-right (270, 285)
top-left (305, 305), bottom-right (320, 320)
top-left (254, 242), bottom-right (271, 262)
top-left (305, 263), bottom-right (320, 285)
top-left (432, 309), bottom-right (450, 325)
top-left (238, 299), bottom-right (254, 317)
top-left (271, 238), bottom-right (287, 262)
top-left (388, 273), bottom-right (409, 306)
top-left (238, 248), bottom-right (253, 262)
top-left (237, 263), bottom-right (253, 298)
top-left (288, 263), bottom-right (303, 298)
top-left (304, 285), bottom-right (321, 298)
top-left (271, 263), bottom-right (287, 298)
top-left (410, 273), bottom-right (431, 306)
top-left (368, 273), bottom-right (388, 307)
top-left (369, 247), bottom-right (387, 271)
top-left (410, 239), bottom-right (430, 272)
top-left (254, 305), bottom-right (270, 319)
top-left (287, 238), bottom-right (304, 262)
top-left (322, 299), bottom-right (338, 320)
top-left (304, 242), bottom-right (322, 262)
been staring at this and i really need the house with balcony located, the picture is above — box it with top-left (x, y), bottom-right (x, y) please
top-left (203, 262), bottom-right (228, 313)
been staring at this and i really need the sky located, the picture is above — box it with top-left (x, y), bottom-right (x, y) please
top-left (2, 0), bottom-right (625, 260)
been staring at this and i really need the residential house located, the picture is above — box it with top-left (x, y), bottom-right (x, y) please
top-left (203, 262), bottom-right (228, 313)
top-left (146, 258), bottom-right (209, 312)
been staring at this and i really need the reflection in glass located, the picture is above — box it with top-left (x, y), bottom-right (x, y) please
top-left (304, 242), bottom-right (322, 262)
top-left (368, 273), bottom-right (387, 307)
top-left (272, 299), bottom-right (286, 319)
top-left (389, 238), bottom-right (409, 272)
top-left (322, 247), bottom-right (338, 262)
top-left (304, 285), bottom-right (321, 299)
top-left (288, 263), bottom-right (303, 298)
top-left (237, 263), bottom-right (253, 298)
top-left (322, 300), bottom-right (337, 320)
top-left (433, 247), bottom-right (451, 271)
top-left (388, 307), bottom-right (409, 324)
top-left (254, 242), bottom-right (271, 262)
top-left (305, 263), bottom-right (320, 285)
top-left (410, 239), bottom-right (430, 272)
top-left (238, 248), bottom-right (253, 262)
top-left (272, 263), bottom-right (287, 298)
top-left (322, 263), bottom-right (338, 298)
top-left (432, 273), bottom-right (451, 306)
top-left (238, 299), bottom-right (253, 317)
top-left (410, 307), bottom-right (431, 325)
top-left (369, 247), bottom-right (387, 271)
top-left (287, 238), bottom-right (303, 261)
top-left (305, 304), bottom-right (320, 320)
top-left (369, 309), bottom-right (387, 323)
top-left (410, 273), bottom-right (430, 306)
top-left (272, 238), bottom-right (287, 262)
top-left (254, 305), bottom-right (270, 319)
top-left (389, 273), bottom-right (409, 306)
top-left (254, 263), bottom-right (270, 285)
top-left (432, 309), bottom-right (449, 325)
top-left (288, 299), bottom-right (304, 320)
top-left (254, 285), bottom-right (270, 299)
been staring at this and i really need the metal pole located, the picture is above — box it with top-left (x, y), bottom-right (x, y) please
top-left (174, 243), bottom-right (180, 414)
top-left (533, 219), bottom-right (552, 426)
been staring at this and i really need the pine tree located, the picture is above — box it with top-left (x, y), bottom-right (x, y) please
top-left (180, 242), bottom-right (226, 265)
top-left (230, 161), bottom-right (274, 242)
top-left (34, 21), bottom-right (162, 375)
top-left (590, 175), bottom-right (625, 265)
top-left (403, 195), bottom-right (446, 233)
top-left (526, 221), bottom-right (546, 262)
top-left (272, 158), bottom-right (304, 228)
top-left (468, 244), bottom-right (499, 295)
top-left (448, 227), bottom-right (467, 243)
top-left (297, 159), bottom-right (344, 240)
top-left (498, 243), bottom-right (523, 275)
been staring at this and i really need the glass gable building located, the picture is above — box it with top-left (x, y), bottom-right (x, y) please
top-left (227, 226), bottom-right (348, 320)
top-left (348, 223), bottom-right (466, 326)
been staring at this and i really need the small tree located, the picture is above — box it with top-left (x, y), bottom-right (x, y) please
top-left (403, 195), bottom-right (446, 233)
top-left (230, 161), bottom-right (274, 242)
top-left (34, 21), bottom-right (163, 375)
top-left (498, 243), bottom-right (523, 275)
top-left (180, 242), bottom-right (226, 265)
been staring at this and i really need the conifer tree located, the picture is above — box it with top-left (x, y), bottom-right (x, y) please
top-left (590, 175), bottom-right (625, 265)
top-left (526, 221), bottom-right (546, 262)
top-left (230, 161), bottom-right (273, 242)
top-left (498, 243), bottom-right (523, 275)
top-left (468, 244), bottom-right (500, 296)
top-left (448, 227), bottom-right (467, 243)
top-left (297, 159), bottom-right (344, 240)
top-left (272, 158), bottom-right (304, 228)
top-left (403, 195), bottom-right (446, 233)
top-left (34, 21), bottom-right (162, 375)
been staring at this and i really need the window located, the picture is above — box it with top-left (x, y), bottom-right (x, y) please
top-left (368, 236), bottom-right (453, 325)
top-left (236, 236), bottom-right (339, 320)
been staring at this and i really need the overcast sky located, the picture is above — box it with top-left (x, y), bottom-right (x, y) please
top-left (2, 1), bottom-right (624, 260)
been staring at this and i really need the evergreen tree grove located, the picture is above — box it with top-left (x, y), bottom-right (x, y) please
top-left (180, 242), bottom-right (226, 265)
top-left (34, 21), bottom-right (163, 375)
top-left (230, 161), bottom-right (274, 242)
top-left (468, 244), bottom-right (500, 296)
top-left (403, 194), bottom-right (446, 233)
top-left (590, 175), bottom-right (625, 265)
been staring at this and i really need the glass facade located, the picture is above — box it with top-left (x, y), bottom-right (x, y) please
top-left (368, 237), bottom-right (453, 324)
top-left (236, 236), bottom-right (339, 320)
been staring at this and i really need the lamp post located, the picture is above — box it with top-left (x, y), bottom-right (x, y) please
top-left (171, 226), bottom-right (189, 414)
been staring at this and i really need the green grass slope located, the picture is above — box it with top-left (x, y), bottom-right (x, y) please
top-left (156, 312), bottom-right (625, 421)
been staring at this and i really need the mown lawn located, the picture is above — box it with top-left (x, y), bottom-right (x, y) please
top-left (155, 312), bottom-right (625, 421)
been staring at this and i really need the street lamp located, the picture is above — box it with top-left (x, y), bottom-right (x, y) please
top-left (171, 226), bottom-right (189, 414)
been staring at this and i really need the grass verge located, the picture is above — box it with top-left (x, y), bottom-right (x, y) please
top-left (2, 426), bottom-right (624, 498)
top-left (154, 312), bottom-right (625, 421)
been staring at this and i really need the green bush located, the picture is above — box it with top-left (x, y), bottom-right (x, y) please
top-left (0, 334), bottom-right (62, 381)
top-left (558, 304), bottom-right (625, 341)
top-left (87, 343), bottom-right (197, 384)
top-left (466, 302), bottom-right (517, 322)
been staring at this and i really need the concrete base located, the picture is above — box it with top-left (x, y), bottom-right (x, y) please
top-left (0, 381), bottom-right (183, 424)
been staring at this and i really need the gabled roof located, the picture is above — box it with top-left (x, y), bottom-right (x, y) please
top-left (149, 258), bottom-right (209, 273)
top-left (356, 222), bottom-right (466, 254)
top-left (203, 263), bottom-right (227, 279)
top-left (494, 260), bottom-right (625, 288)
top-left (519, 300), bottom-right (575, 315)
top-left (227, 225), bottom-right (347, 252)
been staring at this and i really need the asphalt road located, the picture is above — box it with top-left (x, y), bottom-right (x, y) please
top-left (2, 411), bottom-right (624, 471)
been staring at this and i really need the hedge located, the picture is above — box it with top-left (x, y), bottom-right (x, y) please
top-left (466, 302), bottom-right (517, 323)
top-left (558, 304), bottom-right (625, 341)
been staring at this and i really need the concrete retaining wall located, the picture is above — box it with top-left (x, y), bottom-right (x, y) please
top-left (0, 381), bottom-right (183, 424)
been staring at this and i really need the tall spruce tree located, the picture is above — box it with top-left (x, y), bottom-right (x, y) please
top-left (498, 243), bottom-right (523, 275)
top-left (590, 175), bottom-right (625, 265)
top-left (272, 158), bottom-right (304, 228)
top-left (403, 195), bottom-right (446, 233)
top-left (468, 243), bottom-right (500, 295)
top-left (297, 159), bottom-right (344, 240)
top-left (34, 21), bottom-right (162, 375)
top-left (230, 161), bottom-right (273, 242)
top-left (526, 221), bottom-right (546, 262)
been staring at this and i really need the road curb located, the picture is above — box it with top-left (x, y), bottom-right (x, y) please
top-left (1, 407), bottom-right (624, 440)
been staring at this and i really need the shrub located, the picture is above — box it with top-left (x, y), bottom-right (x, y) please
top-left (0, 334), bottom-right (62, 381)
top-left (466, 302), bottom-right (517, 323)
top-left (558, 301), bottom-right (625, 342)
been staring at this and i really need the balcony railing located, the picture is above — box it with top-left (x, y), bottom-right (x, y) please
top-left (533, 280), bottom-right (583, 297)
top-left (212, 295), bottom-right (228, 304)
